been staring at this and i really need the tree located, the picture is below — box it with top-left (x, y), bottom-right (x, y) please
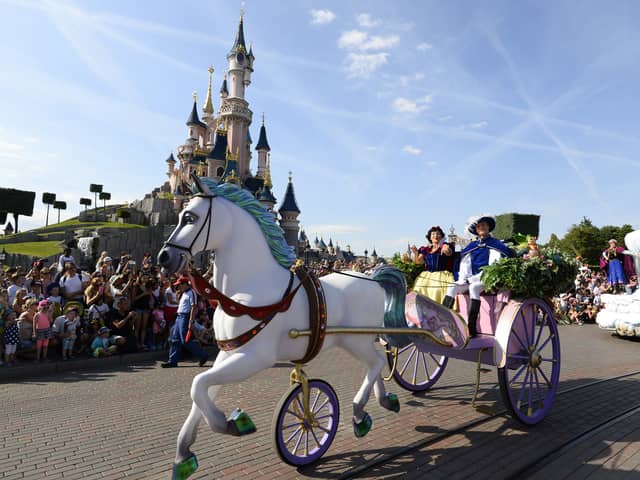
top-left (0, 188), bottom-right (35, 233)
top-left (53, 201), bottom-right (67, 224)
top-left (116, 208), bottom-right (130, 224)
top-left (79, 197), bottom-right (92, 214)
top-left (99, 192), bottom-right (111, 220)
top-left (42, 192), bottom-right (56, 227)
top-left (89, 184), bottom-right (103, 221)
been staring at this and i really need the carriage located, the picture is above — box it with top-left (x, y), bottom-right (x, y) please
top-left (158, 175), bottom-right (561, 480)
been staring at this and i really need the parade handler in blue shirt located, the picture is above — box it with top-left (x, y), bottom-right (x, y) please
top-left (161, 275), bottom-right (209, 368)
top-left (443, 214), bottom-right (513, 337)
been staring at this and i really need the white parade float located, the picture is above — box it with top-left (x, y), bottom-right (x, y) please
top-left (596, 229), bottom-right (640, 337)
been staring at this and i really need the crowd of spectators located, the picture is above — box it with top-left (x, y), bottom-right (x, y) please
top-left (0, 249), bottom-right (215, 367)
top-left (553, 259), bottom-right (638, 326)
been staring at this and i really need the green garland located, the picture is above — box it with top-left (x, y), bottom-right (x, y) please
top-left (481, 248), bottom-right (578, 298)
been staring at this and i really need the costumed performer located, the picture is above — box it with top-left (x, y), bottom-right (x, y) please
top-left (410, 226), bottom-right (455, 304)
top-left (442, 214), bottom-right (513, 337)
top-left (161, 275), bottom-right (209, 368)
top-left (600, 239), bottom-right (634, 293)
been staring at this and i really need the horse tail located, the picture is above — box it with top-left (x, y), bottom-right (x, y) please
top-left (370, 265), bottom-right (412, 347)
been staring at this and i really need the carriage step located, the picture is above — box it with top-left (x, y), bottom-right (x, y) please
top-left (227, 408), bottom-right (257, 436)
top-left (172, 454), bottom-right (198, 480)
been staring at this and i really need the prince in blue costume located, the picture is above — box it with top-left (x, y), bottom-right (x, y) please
top-left (443, 215), bottom-right (513, 336)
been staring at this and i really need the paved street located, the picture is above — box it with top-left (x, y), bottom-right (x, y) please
top-left (1, 324), bottom-right (639, 479)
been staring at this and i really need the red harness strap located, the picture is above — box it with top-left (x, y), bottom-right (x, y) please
top-left (187, 271), bottom-right (302, 320)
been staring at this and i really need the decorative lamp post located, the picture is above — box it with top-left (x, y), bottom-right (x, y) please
top-left (0, 247), bottom-right (6, 267)
top-left (364, 248), bottom-right (368, 265)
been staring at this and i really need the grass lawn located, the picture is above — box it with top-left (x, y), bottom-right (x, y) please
top-left (1, 241), bottom-right (63, 258)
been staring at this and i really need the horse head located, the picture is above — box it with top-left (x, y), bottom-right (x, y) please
top-left (158, 175), bottom-right (232, 273)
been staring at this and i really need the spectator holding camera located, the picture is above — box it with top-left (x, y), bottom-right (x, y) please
top-left (107, 297), bottom-right (138, 353)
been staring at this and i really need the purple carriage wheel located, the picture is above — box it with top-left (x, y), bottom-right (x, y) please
top-left (272, 379), bottom-right (339, 466)
top-left (386, 343), bottom-right (448, 392)
top-left (498, 298), bottom-right (561, 425)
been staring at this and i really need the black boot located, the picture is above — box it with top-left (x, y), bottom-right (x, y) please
top-left (442, 295), bottom-right (455, 309)
top-left (467, 299), bottom-right (481, 337)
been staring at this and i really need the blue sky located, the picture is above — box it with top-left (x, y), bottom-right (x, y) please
top-left (1, 0), bottom-right (638, 256)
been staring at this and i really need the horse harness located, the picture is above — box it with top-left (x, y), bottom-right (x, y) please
top-left (188, 266), bottom-right (327, 365)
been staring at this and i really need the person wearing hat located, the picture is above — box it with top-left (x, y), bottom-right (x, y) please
top-left (410, 226), bottom-right (456, 303)
top-left (443, 215), bottom-right (513, 337)
top-left (161, 275), bottom-right (209, 368)
top-left (91, 326), bottom-right (119, 357)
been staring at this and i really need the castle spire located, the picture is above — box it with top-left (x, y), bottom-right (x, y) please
top-left (229, 11), bottom-right (247, 55)
top-left (219, 72), bottom-right (228, 97)
top-left (256, 113), bottom-right (271, 152)
top-left (202, 66), bottom-right (214, 118)
top-left (265, 154), bottom-right (273, 188)
top-left (279, 171), bottom-right (301, 214)
top-left (186, 93), bottom-right (205, 128)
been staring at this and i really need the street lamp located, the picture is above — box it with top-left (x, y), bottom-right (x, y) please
top-left (0, 247), bottom-right (6, 267)
top-left (364, 248), bottom-right (368, 265)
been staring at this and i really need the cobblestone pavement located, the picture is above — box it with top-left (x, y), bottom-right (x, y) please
top-left (1, 324), bottom-right (639, 479)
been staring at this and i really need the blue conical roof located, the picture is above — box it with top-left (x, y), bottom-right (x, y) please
top-left (256, 124), bottom-right (270, 151)
top-left (220, 76), bottom-right (228, 96)
top-left (258, 186), bottom-right (277, 204)
top-left (186, 101), bottom-right (206, 127)
top-left (165, 153), bottom-right (176, 163)
top-left (208, 129), bottom-right (228, 160)
top-left (229, 16), bottom-right (247, 55)
top-left (278, 176), bottom-right (300, 214)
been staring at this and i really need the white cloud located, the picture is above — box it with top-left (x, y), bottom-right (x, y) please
top-left (402, 145), bottom-right (422, 155)
top-left (356, 13), bottom-right (381, 28)
top-left (338, 30), bottom-right (399, 51)
top-left (310, 9), bottom-right (336, 25)
top-left (426, 160), bottom-right (438, 167)
top-left (417, 42), bottom-right (432, 51)
top-left (398, 72), bottom-right (425, 87)
top-left (392, 95), bottom-right (432, 113)
top-left (344, 52), bottom-right (388, 78)
top-left (438, 115), bottom-right (453, 121)
top-left (469, 121), bottom-right (488, 129)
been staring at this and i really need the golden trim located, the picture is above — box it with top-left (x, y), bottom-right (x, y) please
top-left (288, 326), bottom-right (453, 348)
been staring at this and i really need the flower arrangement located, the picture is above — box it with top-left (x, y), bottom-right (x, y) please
top-left (481, 247), bottom-right (578, 299)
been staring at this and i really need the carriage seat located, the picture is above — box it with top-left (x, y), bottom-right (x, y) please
top-left (455, 291), bottom-right (510, 336)
top-left (405, 292), bottom-right (468, 348)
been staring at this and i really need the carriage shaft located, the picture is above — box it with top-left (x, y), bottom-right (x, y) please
top-left (288, 327), bottom-right (452, 347)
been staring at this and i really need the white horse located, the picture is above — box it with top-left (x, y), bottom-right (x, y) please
top-left (158, 176), bottom-right (404, 478)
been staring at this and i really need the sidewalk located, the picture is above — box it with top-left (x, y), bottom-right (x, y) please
top-left (0, 345), bottom-right (220, 382)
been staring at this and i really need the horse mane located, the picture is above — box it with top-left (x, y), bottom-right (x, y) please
top-left (199, 178), bottom-right (296, 269)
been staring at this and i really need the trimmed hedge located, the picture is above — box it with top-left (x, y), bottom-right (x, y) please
top-left (494, 213), bottom-right (540, 241)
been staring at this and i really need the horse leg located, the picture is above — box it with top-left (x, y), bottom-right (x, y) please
top-left (343, 337), bottom-right (392, 437)
top-left (190, 350), bottom-right (272, 433)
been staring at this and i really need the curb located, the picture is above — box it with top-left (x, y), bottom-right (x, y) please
top-left (0, 345), bottom-right (219, 382)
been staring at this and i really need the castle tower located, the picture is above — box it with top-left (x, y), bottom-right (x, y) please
top-left (185, 92), bottom-right (207, 148)
top-left (165, 152), bottom-right (176, 178)
top-left (278, 172), bottom-right (301, 251)
top-left (255, 114), bottom-right (270, 179)
top-left (218, 14), bottom-right (253, 181)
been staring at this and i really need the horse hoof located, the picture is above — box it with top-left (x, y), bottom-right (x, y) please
top-left (172, 454), bottom-right (198, 480)
top-left (383, 392), bottom-right (400, 413)
top-left (353, 413), bottom-right (373, 438)
top-left (227, 408), bottom-right (257, 436)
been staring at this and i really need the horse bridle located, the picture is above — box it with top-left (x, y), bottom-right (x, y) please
top-left (164, 195), bottom-right (214, 259)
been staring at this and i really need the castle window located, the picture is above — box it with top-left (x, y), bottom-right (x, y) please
top-left (216, 167), bottom-right (224, 177)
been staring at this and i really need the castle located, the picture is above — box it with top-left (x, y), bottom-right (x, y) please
top-left (162, 14), bottom-right (302, 250)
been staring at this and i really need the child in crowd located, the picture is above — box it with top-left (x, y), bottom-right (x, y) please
top-left (62, 307), bottom-right (80, 360)
top-left (88, 296), bottom-right (110, 335)
top-left (91, 327), bottom-right (118, 357)
top-left (32, 300), bottom-right (52, 362)
top-left (45, 283), bottom-right (63, 319)
top-left (3, 310), bottom-right (19, 366)
top-left (151, 307), bottom-right (166, 350)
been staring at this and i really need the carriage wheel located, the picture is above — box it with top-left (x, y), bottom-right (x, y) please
top-left (272, 379), bottom-right (339, 466)
top-left (386, 343), bottom-right (448, 392)
top-left (498, 298), bottom-right (561, 425)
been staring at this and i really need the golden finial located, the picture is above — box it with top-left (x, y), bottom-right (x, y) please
top-left (240, 2), bottom-right (245, 20)
top-left (288, 171), bottom-right (292, 182)
top-left (192, 90), bottom-right (197, 103)
top-left (203, 66), bottom-right (214, 114)
top-left (261, 112), bottom-right (265, 126)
